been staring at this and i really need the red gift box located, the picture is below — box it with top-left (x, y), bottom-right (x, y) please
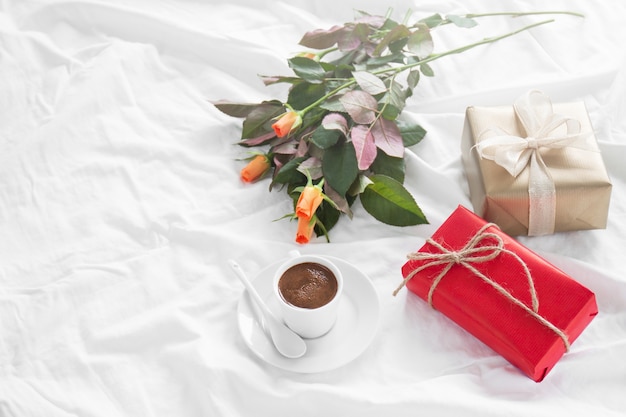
top-left (397, 205), bottom-right (597, 382)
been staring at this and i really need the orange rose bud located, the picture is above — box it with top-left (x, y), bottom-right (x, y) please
top-left (296, 185), bottom-right (323, 221)
top-left (295, 216), bottom-right (315, 244)
top-left (272, 111), bottom-right (301, 138)
top-left (240, 154), bottom-right (270, 183)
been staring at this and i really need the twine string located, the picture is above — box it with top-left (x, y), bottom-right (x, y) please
top-left (394, 223), bottom-right (570, 351)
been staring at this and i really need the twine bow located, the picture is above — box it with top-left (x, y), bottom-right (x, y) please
top-left (473, 90), bottom-right (592, 236)
top-left (394, 223), bottom-right (570, 351)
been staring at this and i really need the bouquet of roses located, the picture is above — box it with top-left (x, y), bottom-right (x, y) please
top-left (213, 10), bottom-right (581, 244)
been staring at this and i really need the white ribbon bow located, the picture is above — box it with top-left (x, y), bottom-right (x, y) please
top-left (474, 90), bottom-right (592, 236)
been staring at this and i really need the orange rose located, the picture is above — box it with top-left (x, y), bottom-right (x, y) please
top-left (295, 216), bottom-right (315, 244)
top-left (272, 111), bottom-right (301, 138)
top-left (240, 154), bottom-right (270, 183)
top-left (295, 185), bottom-right (323, 221)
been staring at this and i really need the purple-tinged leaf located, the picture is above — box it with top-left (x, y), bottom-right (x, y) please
top-left (297, 156), bottom-right (323, 179)
top-left (322, 113), bottom-right (348, 135)
top-left (259, 75), bottom-right (301, 86)
top-left (340, 90), bottom-right (377, 124)
top-left (323, 183), bottom-right (353, 217)
top-left (239, 130), bottom-right (276, 146)
top-left (351, 125), bottom-right (378, 170)
top-left (371, 118), bottom-right (404, 158)
top-left (338, 23), bottom-right (369, 52)
top-left (296, 137), bottom-right (309, 158)
top-left (272, 141), bottom-right (298, 155)
top-left (353, 13), bottom-right (386, 29)
top-left (299, 25), bottom-right (345, 49)
top-left (353, 71), bottom-right (387, 95)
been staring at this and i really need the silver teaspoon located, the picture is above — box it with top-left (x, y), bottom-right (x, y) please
top-left (229, 260), bottom-right (307, 359)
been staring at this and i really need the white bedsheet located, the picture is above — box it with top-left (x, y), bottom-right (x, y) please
top-left (2, 0), bottom-right (626, 416)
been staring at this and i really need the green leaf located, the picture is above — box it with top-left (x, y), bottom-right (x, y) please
top-left (314, 199), bottom-right (342, 237)
top-left (271, 156), bottom-right (306, 188)
top-left (420, 63), bottom-right (435, 77)
top-left (366, 53), bottom-right (404, 69)
top-left (447, 14), bottom-right (478, 28)
top-left (419, 13), bottom-right (444, 29)
top-left (287, 81), bottom-right (327, 110)
top-left (381, 83), bottom-right (406, 118)
top-left (330, 49), bottom-right (360, 67)
top-left (388, 37), bottom-right (408, 54)
top-left (319, 96), bottom-right (346, 112)
top-left (288, 57), bottom-right (326, 84)
top-left (360, 175), bottom-right (428, 226)
top-left (369, 152), bottom-right (405, 183)
top-left (398, 121), bottom-right (427, 147)
top-left (333, 63), bottom-right (354, 79)
top-left (299, 106), bottom-right (327, 132)
top-left (212, 101), bottom-right (269, 118)
top-left (348, 174), bottom-right (373, 196)
top-left (379, 17), bottom-right (399, 32)
top-left (311, 126), bottom-right (341, 149)
top-left (322, 142), bottom-right (358, 196)
top-left (241, 102), bottom-right (284, 139)
top-left (407, 24), bottom-right (433, 58)
top-left (320, 61), bottom-right (337, 72)
top-left (373, 24), bottom-right (411, 56)
top-left (407, 70), bottom-right (420, 91)
top-left (379, 102), bottom-right (400, 120)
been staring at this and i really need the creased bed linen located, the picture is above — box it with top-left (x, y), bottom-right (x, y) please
top-left (1, 0), bottom-right (626, 416)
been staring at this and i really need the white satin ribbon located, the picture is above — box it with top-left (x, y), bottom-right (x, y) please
top-left (474, 90), bottom-right (591, 236)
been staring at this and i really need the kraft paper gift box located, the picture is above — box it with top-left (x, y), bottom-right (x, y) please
top-left (395, 205), bottom-right (598, 382)
top-left (461, 90), bottom-right (612, 236)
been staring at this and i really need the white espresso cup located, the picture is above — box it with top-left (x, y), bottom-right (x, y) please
top-left (273, 253), bottom-right (343, 339)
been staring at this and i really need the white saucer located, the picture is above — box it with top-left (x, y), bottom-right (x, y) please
top-left (237, 255), bottom-right (380, 373)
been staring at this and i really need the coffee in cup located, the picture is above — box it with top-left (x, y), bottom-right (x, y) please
top-left (273, 254), bottom-right (343, 339)
top-left (278, 262), bottom-right (338, 309)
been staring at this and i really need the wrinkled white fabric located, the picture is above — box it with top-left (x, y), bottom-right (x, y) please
top-left (1, 1), bottom-right (625, 416)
